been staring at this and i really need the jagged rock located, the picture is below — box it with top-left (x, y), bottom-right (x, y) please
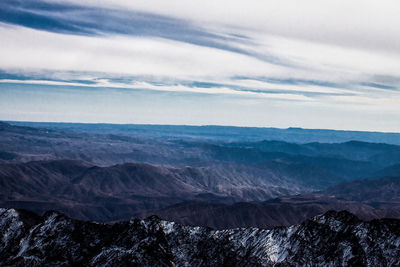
top-left (1, 208), bottom-right (399, 266)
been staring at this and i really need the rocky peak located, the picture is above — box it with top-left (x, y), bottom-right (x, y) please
top-left (0, 208), bottom-right (399, 266)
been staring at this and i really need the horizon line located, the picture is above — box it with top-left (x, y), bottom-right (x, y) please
top-left (4, 120), bottom-right (400, 135)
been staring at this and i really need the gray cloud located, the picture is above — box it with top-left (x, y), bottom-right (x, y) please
top-left (0, 0), bottom-right (400, 131)
top-left (0, 0), bottom-right (294, 66)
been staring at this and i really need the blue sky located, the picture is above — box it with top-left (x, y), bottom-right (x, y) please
top-left (0, 0), bottom-right (399, 131)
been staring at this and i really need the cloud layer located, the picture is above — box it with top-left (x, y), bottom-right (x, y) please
top-left (0, 0), bottom-right (399, 131)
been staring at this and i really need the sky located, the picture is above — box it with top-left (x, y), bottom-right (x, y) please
top-left (0, 0), bottom-right (399, 132)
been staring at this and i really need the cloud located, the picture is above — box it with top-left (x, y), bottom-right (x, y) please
top-left (55, 0), bottom-right (400, 54)
top-left (2, 0), bottom-right (400, 85)
top-left (0, 0), bottom-right (290, 66)
top-left (0, 0), bottom-right (400, 131)
top-left (1, 24), bottom-right (399, 95)
top-left (0, 25), bottom-right (287, 80)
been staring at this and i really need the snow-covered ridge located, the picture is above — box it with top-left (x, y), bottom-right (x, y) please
top-left (0, 208), bottom-right (399, 266)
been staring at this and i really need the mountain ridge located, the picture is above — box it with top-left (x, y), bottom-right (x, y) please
top-left (6, 120), bottom-right (400, 144)
top-left (1, 208), bottom-right (399, 266)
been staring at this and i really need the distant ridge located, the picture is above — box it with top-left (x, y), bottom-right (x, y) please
top-left (1, 121), bottom-right (400, 228)
top-left (6, 121), bottom-right (400, 144)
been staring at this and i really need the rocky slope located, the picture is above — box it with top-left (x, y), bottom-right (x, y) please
top-left (0, 208), bottom-right (399, 266)
top-left (0, 159), bottom-right (308, 221)
top-left (137, 194), bottom-right (400, 229)
top-left (1, 159), bottom-right (399, 225)
top-left (323, 176), bottom-right (400, 209)
top-left (0, 159), bottom-right (377, 222)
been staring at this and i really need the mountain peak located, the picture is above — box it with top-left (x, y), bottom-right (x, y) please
top-left (1, 208), bottom-right (400, 266)
top-left (313, 210), bottom-right (360, 224)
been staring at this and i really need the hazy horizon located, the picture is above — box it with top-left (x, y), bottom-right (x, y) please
top-left (5, 119), bottom-right (400, 134)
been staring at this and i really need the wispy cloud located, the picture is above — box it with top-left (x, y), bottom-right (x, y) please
top-left (0, 0), bottom-right (399, 131)
top-left (0, 0), bottom-right (290, 66)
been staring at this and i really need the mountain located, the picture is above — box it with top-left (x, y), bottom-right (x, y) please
top-left (323, 176), bottom-right (400, 210)
top-left (137, 194), bottom-right (400, 229)
top-left (371, 164), bottom-right (400, 178)
top-left (2, 121), bottom-right (400, 225)
top-left (8, 121), bottom-right (400, 144)
top-left (0, 159), bottom-right (307, 221)
top-left (1, 121), bottom-right (400, 265)
top-left (2, 158), bottom-right (398, 223)
top-left (1, 122), bottom-right (399, 175)
top-left (2, 121), bottom-right (398, 185)
top-left (231, 139), bottom-right (400, 162)
top-left (1, 121), bottom-right (400, 173)
top-left (1, 208), bottom-right (399, 266)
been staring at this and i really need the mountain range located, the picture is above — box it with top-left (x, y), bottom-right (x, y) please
top-left (1, 121), bottom-right (400, 226)
top-left (9, 121), bottom-right (400, 144)
top-left (1, 208), bottom-right (399, 266)
top-left (1, 121), bottom-right (400, 265)
top-left (0, 123), bottom-right (400, 225)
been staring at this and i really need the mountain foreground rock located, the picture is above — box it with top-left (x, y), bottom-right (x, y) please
top-left (1, 208), bottom-right (399, 266)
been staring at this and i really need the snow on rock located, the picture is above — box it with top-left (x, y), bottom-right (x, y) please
top-left (0, 208), bottom-right (399, 266)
